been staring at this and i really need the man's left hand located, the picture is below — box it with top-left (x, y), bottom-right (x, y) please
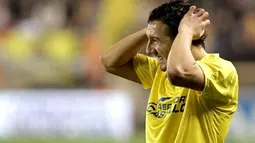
top-left (178, 6), bottom-right (210, 40)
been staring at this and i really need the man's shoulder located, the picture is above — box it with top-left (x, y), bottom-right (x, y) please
top-left (216, 56), bottom-right (237, 77)
top-left (134, 54), bottom-right (158, 65)
top-left (197, 54), bottom-right (238, 83)
top-left (201, 53), bottom-right (237, 72)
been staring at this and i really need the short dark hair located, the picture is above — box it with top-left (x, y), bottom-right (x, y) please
top-left (148, 0), bottom-right (207, 48)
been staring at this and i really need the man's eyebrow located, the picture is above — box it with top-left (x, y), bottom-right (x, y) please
top-left (152, 36), bottom-right (160, 39)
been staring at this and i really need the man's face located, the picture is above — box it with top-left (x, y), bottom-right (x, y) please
top-left (146, 20), bottom-right (173, 71)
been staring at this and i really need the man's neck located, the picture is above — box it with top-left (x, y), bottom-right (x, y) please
top-left (191, 45), bottom-right (208, 61)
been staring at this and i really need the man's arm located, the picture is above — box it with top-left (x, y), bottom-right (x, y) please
top-left (100, 29), bottom-right (147, 83)
top-left (166, 6), bottom-right (210, 90)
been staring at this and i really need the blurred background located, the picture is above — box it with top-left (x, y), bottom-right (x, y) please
top-left (0, 0), bottom-right (254, 143)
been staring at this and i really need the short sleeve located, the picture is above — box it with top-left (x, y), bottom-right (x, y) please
top-left (196, 59), bottom-right (238, 104)
top-left (133, 54), bottom-right (158, 89)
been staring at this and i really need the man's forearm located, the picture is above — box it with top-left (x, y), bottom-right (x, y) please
top-left (100, 29), bottom-right (147, 68)
top-left (167, 31), bottom-right (196, 74)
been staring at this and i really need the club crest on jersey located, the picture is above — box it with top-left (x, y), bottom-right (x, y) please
top-left (147, 96), bottom-right (186, 118)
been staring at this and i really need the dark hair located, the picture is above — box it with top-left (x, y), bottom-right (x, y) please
top-left (148, 0), bottom-right (207, 48)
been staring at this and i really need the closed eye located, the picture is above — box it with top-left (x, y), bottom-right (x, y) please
top-left (151, 39), bottom-right (156, 42)
top-left (152, 37), bottom-right (160, 41)
top-left (147, 35), bottom-right (160, 41)
top-left (151, 38), bottom-right (159, 44)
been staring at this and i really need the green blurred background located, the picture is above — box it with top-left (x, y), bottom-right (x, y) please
top-left (0, 0), bottom-right (254, 142)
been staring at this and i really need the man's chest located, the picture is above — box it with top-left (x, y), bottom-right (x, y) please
top-left (147, 88), bottom-right (190, 118)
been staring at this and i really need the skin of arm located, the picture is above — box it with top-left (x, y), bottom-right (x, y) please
top-left (100, 28), bottom-right (147, 83)
top-left (166, 6), bottom-right (210, 91)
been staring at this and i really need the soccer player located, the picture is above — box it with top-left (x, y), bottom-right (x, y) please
top-left (100, 1), bottom-right (239, 143)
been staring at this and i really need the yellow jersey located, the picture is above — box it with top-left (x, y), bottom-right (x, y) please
top-left (133, 53), bottom-right (239, 143)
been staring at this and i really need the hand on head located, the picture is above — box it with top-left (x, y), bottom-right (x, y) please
top-left (178, 6), bottom-right (210, 40)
